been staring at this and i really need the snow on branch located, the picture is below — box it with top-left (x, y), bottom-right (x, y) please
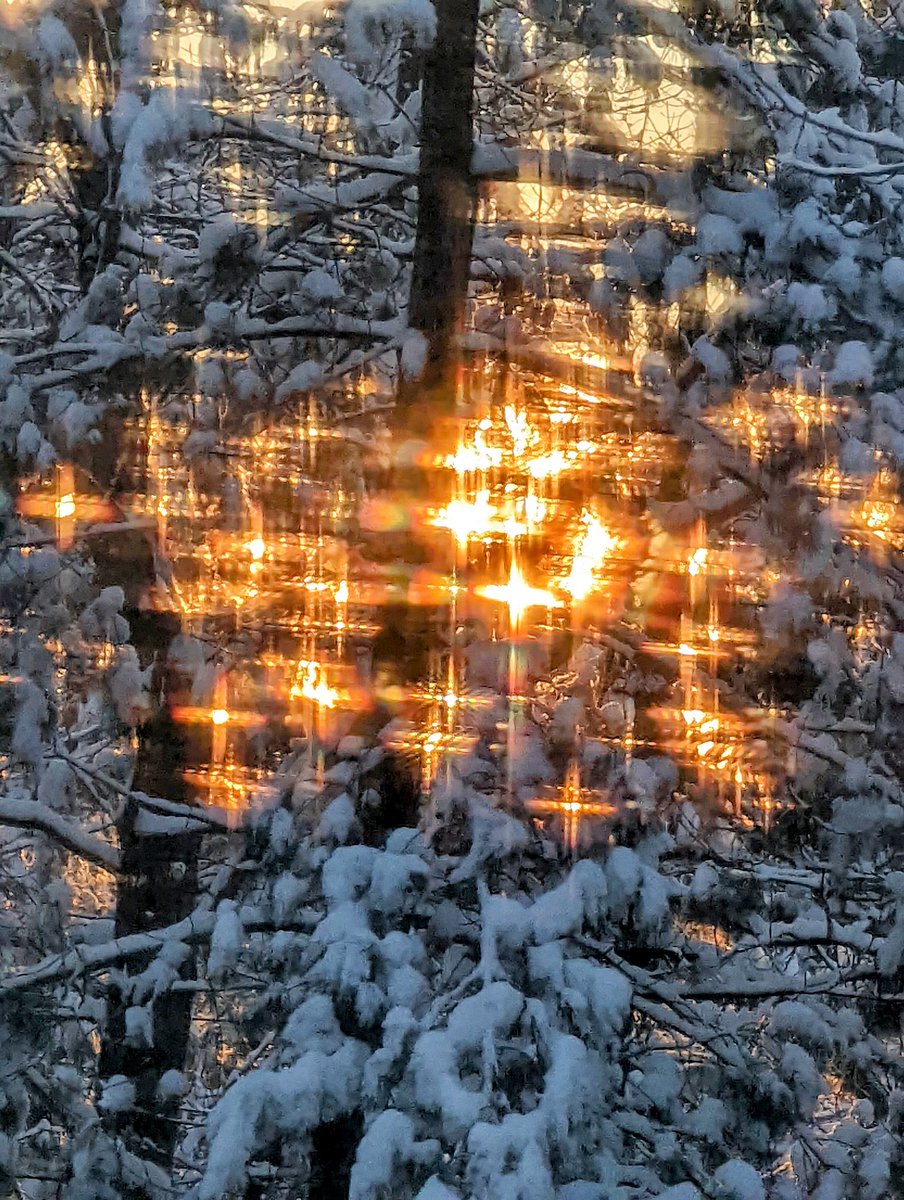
top-left (0, 796), bottom-right (120, 872)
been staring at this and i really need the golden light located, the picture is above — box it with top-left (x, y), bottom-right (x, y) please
top-left (862, 503), bottom-right (894, 532)
top-left (291, 662), bottom-right (339, 710)
top-left (433, 492), bottom-right (496, 544)
top-left (171, 704), bottom-right (267, 730)
top-left (105, 345), bottom-right (790, 840)
top-left (445, 434), bottom-right (503, 474)
top-left (687, 547), bottom-right (708, 576)
top-left (504, 405), bottom-right (532, 457)
top-left (524, 493), bottom-right (547, 525)
top-left (303, 680), bottom-right (338, 708)
top-left (526, 760), bottom-right (615, 852)
top-left (563, 511), bottom-right (620, 600)
top-left (17, 465), bottom-right (117, 534)
top-left (479, 562), bottom-right (563, 626)
top-left (56, 494), bottom-right (76, 520)
top-left (577, 351), bottom-right (609, 371)
top-left (528, 450), bottom-right (568, 479)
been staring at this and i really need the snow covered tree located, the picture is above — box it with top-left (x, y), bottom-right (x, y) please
top-left (4, 1), bottom-right (904, 1199)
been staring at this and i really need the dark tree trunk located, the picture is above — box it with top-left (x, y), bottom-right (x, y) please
top-left (61, 6), bottom-right (124, 293)
top-left (71, 157), bottom-right (123, 293)
top-left (97, 611), bottom-right (201, 1197)
top-left (307, 1112), bottom-right (365, 1200)
top-left (406, 0), bottom-right (481, 388)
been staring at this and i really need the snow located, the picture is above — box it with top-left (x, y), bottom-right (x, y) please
top-left (412, 982), bottom-right (525, 1137)
top-left (204, 301), bottom-right (234, 332)
top-left (563, 959), bottom-right (632, 1037)
top-left (632, 227), bottom-right (671, 284)
top-left (16, 421), bottom-right (41, 461)
top-left (276, 360), bottom-right (324, 401)
top-left (310, 53), bottom-right (376, 130)
top-left (323, 845), bottom-right (380, 905)
top-left (99, 1076), bottom-right (136, 1113)
top-left (201, 1037), bottom-right (368, 1199)
top-left (530, 860), bottom-right (608, 943)
top-left (880, 256), bottom-right (904, 302)
top-left (157, 1070), bottom-right (186, 1100)
top-left (712, 1160), bottom-right (765, 1200)
top-left (349, 1110), bottom-right (438, 1200)
top-left (318, 793), bottom-right (359, 843)
top-left (368, 852), bottom-right (429, 915)
top-left (386, 962), bottom-right (429, 1009)
top-left (207, 900), bottom-right (243, 976)
top-left (345, 0), bottom-right (437, 63)
top-left (690, 338), bottom-right (732, 383)
top-left (300, 267), bottom-right (344, 302)
top-left (415, 1180), bottom-right (460, 1200)
top-left (35, 15), bottom-right (78, 65)
top-left (124, 1004), bottom-right (153, 1046)
top-left (130, 939), bottom-right (192, 1004)
top-left (696, 213), bottom-right (743, 257)
top-left (109, 652), bottom-right (151, 726)
top-left (690, 862), bottom-right (719, 899)
top-left (5, 3), bottom-right (904, 1197)
top-left (604, 846), bottom-right (643, 917)
top-left (0, 794), bottom-right (120, 871)
top-left (268, 807), bottom-right (295, 858)
top-left (787, 282), bottom-right (835, 325)
top-left (401, 329), bottom-right (429, 380)
top-left (825, 255), bottom-right (861, 295)
top-left (118, 92), bottom-right (213, 209)
top-left (12, 682), bottom-right (47, 768)
top-left (282, 995), bottom-right (345, 1057)
top-left (829, 341), bottom-right (874, 388)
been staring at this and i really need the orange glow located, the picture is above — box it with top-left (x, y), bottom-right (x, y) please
top-left (433, 492), bottom-right (496, 544)
top-left (687, 547), bottom-right (708, 576)
top-left (563, 511), bottom-right (620, 600)
top-left (527, 760), bottom-right (615, 851)
top-left (291, 662), bottom-right (339, 710)
top-left (479, 562), bottom-right (563, 626)
top-left (171, 705), bottom-right (267, 730)
top-left (98, 351), bottom-right (782, 834)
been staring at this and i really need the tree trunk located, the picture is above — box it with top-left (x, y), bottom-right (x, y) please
top-left (97, 612), bottom-right (200, 1196)
top-left (61, 5), bottom-right (124, 292)
top-left (307, 1112), bottom-right (365, 1200)
top-left (406, 0), bottom-right (481, 388)
top-left (71, 156), bottom-right (123, 294)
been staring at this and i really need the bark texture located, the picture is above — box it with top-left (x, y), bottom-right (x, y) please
top-left (407, 0), bottom-right (481, 383)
